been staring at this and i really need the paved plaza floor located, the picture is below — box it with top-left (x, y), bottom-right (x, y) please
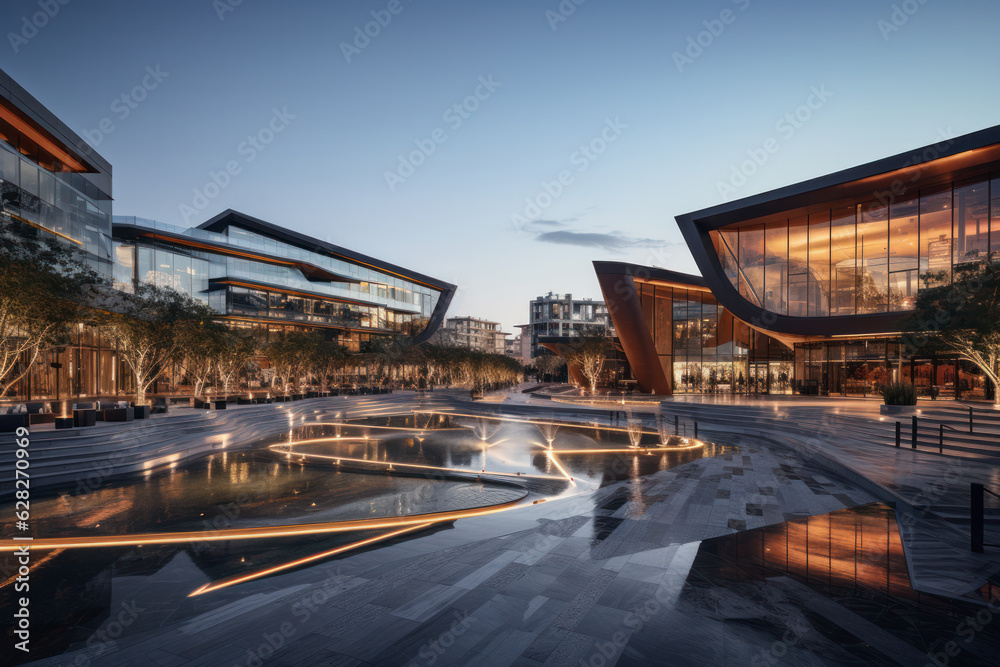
top-left (9, 392), bottom-right (1000, 666)
top-left (27, 434), bottom-right (1000, 666)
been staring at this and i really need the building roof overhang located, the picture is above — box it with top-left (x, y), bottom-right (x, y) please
top-left (112, 221), bottom-right (358, 284)
top-left (672, 125), bottom-right (1000, 337)
top-left (197, 209), bottom-right (456, 293)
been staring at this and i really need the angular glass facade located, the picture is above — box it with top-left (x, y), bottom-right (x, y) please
top-left (0, 69), bottom-right (117, 403)
top-left (633, 281), bottom-right (793, 395)
top-left (112, 214), bottom-right (453, 351)
top-left (0, 94), bottom-right (113, 274)
top-left (709, 177), bottom-right (997, 318)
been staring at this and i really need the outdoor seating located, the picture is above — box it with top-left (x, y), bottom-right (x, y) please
top-left (97, 401), bottom-right (134, 422)
top-left (73, 408), bottom-right (96, 427)
top-left (25, 401), bottom-right (56, 425)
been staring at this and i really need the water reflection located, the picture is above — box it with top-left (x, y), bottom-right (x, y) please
top-left (279, 419), bottom-right (716, 491)
top-left (0, 412), bottom-right (721, 664)
top-left (624, 503), bottom-right (1000, 666)
top-left (0, 451), bottom-right (514, 539)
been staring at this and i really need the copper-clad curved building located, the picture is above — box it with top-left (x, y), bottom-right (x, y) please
top-left (598, 126), bottom-right (1000, 399)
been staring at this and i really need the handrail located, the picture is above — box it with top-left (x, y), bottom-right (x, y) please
top-left (971, 482), bottom-right (1000, 553)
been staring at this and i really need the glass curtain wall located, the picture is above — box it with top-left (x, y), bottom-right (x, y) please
top-left (0, 124), bottom-right (112, 275)
top-left (709, 177), bottom-right (999, 318)
top-left (636, 282), bottom-right (791, 395)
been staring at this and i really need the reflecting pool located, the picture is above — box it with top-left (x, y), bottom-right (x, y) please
top-left (0, 410), bottom-right (719, 663)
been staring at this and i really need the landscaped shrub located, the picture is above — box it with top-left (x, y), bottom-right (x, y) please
top-left (880, 382), bottom-right (917, 406)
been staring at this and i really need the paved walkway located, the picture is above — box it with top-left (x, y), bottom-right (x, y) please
top-left (26, 441), bottom-right (882, 666)
top-left (15, 392), bottom-right (1000, 665)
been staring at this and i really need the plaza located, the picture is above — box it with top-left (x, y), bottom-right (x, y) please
top-left (3, 3), bottom-right (1000, 665)
top-left (3, 389), bottom-right (1000, 665)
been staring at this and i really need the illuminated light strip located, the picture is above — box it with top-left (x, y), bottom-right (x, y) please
top-left (545, 450), bottom-right (575, 485)
top-left (298, 423), bottom-right (466, 433)
top-left (421, 410), bottom-right (663, 437)
top-left (0, 499), bottom-right (526, 552)
top-left (188, 522), bottom-right (435, 596)
top-left (556, 444), bottom-right (706, 453)
top-left (0, 548), bottom-right (65, 589)
top-left (5, 211), bottom-right (83, 245)
top-left (0, 99), bottom-right (89, 172)
top-left (270, 443), bottom-right (562, 481)
top-left (547, 397), bottom-right (663, 410)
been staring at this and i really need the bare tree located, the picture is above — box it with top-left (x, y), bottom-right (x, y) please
top-left (565, 327), bottom-right (607, 395)
top-left (216, 329), bottom-right (258, 396)
top-left (0, 220), bottom-right (103, 397)
top-left (99, 284), bottom-right (213, 405)
top-left (903, 256), bottom-right (1000, 405)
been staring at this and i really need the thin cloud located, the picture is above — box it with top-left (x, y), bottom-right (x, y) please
top-left (536, 230), bottom-right (678, 253)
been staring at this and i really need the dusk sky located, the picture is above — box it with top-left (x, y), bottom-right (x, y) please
top-left (3, 0), bottom-right (999, 333)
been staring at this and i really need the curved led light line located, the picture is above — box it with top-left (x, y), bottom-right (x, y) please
top-left (0, 499), bottom-right (526, 552)
top-left (188, 522), bottom-right (435, 596)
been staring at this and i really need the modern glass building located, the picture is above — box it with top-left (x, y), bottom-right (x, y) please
top-left (0, 68), bottom-right (116, 401)
top-left (594, 263), bottom-right (791, 396)
top-left (0, 71), bottom-right (114, 276)
top-left (112, 210), bottom-right (455, 351)
top-left (0, 68), bottom-right (454, 402)
top-left (599, 125), bottom-right (1000, 399)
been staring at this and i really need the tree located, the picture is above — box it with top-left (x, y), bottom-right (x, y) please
top-left (215, 328), bottom-right (259, 395)
top-left (0, 220), bottom-right (104, 397)
top-left (534, 354), bottom-right (566, 382)
top-left (264, 331), bottom-right (321, 394)
top-left (99, 284), bottom-right (212, 405)
top-left (901, 255), bottom-right (1000, 405)
top-left (414, 343), bottom-right (521, 390)
top-left (564, 327), bottom-right (607, 394)
top-left (176, 319), bottom-right (224, 398)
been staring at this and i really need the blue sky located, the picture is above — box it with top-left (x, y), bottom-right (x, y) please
top-left (3, 0), bottom-right (999, 332)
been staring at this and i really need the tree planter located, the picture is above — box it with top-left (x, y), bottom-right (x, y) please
top-left (133, 405), bottom-right (151, 419)
top-left (73, 409), bottom-right (96, 427)
top-left (0, 414), bottom-right (29, 432)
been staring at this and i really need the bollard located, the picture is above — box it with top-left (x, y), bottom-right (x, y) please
top-left (939, 424), bottom-right (944, 454)
top-left (970, 406), bottom-right (974, 434)
top-left (674, 414), bottom-right (679, 435)
top-left (972, 483), bottom-right (985, 553)
top-left (694, 421), bottom-right (698, 439)
top-left (895, 421), bottom-right (901, 448)
top-left (911, 415), bottom-right (917, 450)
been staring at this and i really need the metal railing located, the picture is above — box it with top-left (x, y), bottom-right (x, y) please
top-left (965, 404), bottom-right (1000, 434)
top-left (971, 483), bottom-right (1000, 553)
top-left (895, 414), bottom-right (1000, 455)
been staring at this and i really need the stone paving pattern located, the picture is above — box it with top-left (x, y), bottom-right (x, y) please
top-left (27, 441), bottom-right (877, 666)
